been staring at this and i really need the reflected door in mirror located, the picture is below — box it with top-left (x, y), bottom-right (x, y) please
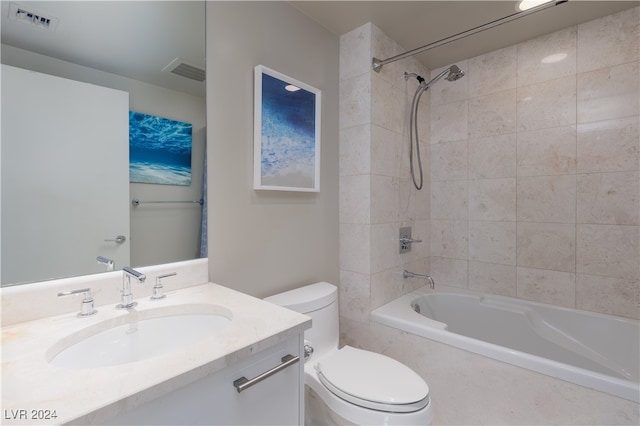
top-left (1, 65), bottom-right (130, 285)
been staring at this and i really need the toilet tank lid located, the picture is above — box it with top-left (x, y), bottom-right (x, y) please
top-left (264, 282), bottom-right (337, 313)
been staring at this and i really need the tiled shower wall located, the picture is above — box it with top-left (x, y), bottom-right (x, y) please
top-left (429, 6), bottom-right (639, 319)
top-left (339, 23), bottom-right (431, 348)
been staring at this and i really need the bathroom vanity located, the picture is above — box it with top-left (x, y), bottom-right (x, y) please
top-left (1, 261), bottom-right (310, 425)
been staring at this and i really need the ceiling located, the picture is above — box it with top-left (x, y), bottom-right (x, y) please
top-left (0, 1), bottom-right (206, 97)
top-left (290, 0), bottom-right (639, 70)
top-left (1, 1), bottom-right (637, 97)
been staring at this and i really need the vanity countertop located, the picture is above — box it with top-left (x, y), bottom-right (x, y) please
top-left (1, 282), bottom-right (311, 425)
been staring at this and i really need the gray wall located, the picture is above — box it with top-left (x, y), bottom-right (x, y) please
top-left (206, 2), bottom-right (340, 298)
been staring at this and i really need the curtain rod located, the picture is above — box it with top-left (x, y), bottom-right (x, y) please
top-left (372, 0), bottom-right (569, 73)
top-left (131, 198), bottom-right (204, 206)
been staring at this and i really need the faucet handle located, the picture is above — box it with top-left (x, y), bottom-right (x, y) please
top-left (151, 272), bottom-right (177, 300)
top-left (58, 288), bottom-right (98, 317)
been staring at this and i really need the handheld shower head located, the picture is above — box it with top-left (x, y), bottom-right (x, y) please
top-left (422, 63), bottom-right (465, 89)
top-left (445, 65), bottom-right (465, 81)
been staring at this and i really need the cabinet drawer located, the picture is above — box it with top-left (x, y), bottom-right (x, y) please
top-left (101, 335), bottom-right (303, 425)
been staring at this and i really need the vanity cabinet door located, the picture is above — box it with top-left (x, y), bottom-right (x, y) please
top-left (102, 334), bottom-right (304, 425)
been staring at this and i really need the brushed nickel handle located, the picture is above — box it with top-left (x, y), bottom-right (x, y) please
top-left (104, 235), bottom-right (126, 244)
top-left (233, 354), bottom-right (299, 393)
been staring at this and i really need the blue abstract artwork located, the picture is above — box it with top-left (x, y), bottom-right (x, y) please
top-left (129, 111), bottom-right (192, 186)
top-left (254, 66), bottom-right (321, 191)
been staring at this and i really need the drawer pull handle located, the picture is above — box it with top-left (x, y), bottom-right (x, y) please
top-left (233, 354), bottom-right (299, 393)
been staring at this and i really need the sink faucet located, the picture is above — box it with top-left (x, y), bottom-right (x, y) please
top-left (117, 267), bottom-right (146, 309)
top-left (96, 256), bottom-right (114, 271)
top-left (403, 270), bottom-right (435, 289)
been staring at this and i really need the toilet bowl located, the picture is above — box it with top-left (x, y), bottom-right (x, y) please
top-left (265, 282), bottom-right (433, 426)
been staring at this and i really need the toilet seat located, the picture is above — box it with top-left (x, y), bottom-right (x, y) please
top-left (315, 346), bottom-right (430, 413)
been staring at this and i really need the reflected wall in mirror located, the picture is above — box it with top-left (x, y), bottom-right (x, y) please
top-left (1, 1), bottom-right (206, 286)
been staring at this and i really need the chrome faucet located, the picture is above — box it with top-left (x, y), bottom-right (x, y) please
top-left (117, 267), bottom-right (146, 309)
top-left (151, 272), bottom-right (176, 300)
top-left (58, 288), bottom-right (98, 317)
top-left (403, 270), bottom-right (435, 289)
top-left (96, 256), bottom-right (114, 271)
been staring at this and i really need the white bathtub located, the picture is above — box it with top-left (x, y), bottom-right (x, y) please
top-left (371, 286), bottom-right (640, 403)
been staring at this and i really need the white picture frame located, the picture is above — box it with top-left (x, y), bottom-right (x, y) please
top-left (253, 65), bottom-right (321, 192)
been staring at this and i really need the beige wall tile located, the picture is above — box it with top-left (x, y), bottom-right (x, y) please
top-left (577, 117), bottom-right (640, 173)
top-left (431, 100), bottom-right (468, 143)
top-left (517, 267), bottom-right (576, 308)
top-left (517, 27), bottom-right (577, 85)
top-left (468, 89), bottom-right (516, 138)
top-left (517, 175), bottom-right (577, 224)
top-left (371, 74), bottom-right (404, 133)
top-left (430, 60), bottom-right (469, 107)
top-left (469, 261), bottom-right (517, 296)
top-left (339, 223), bottom-right (371, 274)
top-left (431, 140), bottom-right (468, 181)
top-left (431, 219), bottom-right (468, 259)
top-left (370, 124), bottom-right (400, 177)
top-left (577, 62), bottom-right (640, 124)
top-left (517, 222), bottom-right (576, 272)
top-left (370, 222), bottom-right (403, 274)
top-left (576, 274), bottom-right (640, 319)
top-left (469, 134), bottom-right (517, 179)
top-left (339, 270), bottom-right (371, 322)
top-left (370, 23), bottom-right (404, 87)
top-left (430, 256), bottom-right (469, 288)
top-left (431, 180), bottom-right (468, 220)
top-left (339, 73), bottom-right (371, 129)
top-left (517, 76), bottom-right (576, 132)
top-left (577, 6), bottom-right (640, 73)
top-left (517, 126), bottom-right (577, 176)
top-left (340, 125), bottom-right (371, 176)
top-left (469, 178), bottom-right (516, 221)
top-left (371, 175), bottom-right (399, 224)
top-left (339, 316), bottom-right (370, 350)
top-left (469, 46), bottom-right (517, 97)
top-left (577, 224), bottom-right (640, 280)
top-left (339, 174), bottom-right (370, 224)
top-left (577, 171), bottom-right (640, 225)
top-left (469, 221), bottom-right (516, 265)
top-left (339, 23), bottom-right (371, 81)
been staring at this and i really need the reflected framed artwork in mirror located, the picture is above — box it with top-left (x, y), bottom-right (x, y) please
top-left (129, 111), bottom-right (193, 186)
top-left (253, 65), bottom-right (321, 192)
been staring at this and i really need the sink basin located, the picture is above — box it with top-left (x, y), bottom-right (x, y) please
top-left (48, 305), bottom-right (232, 369)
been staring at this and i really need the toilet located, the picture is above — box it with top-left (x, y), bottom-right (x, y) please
top-left (265, 282), bottom-right (433, 425)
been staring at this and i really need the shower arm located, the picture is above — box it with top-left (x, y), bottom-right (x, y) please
top-left (372, 0), bottom-right (569, 72)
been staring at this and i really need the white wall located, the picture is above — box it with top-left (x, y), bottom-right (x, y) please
top-left (206, 2), bottom-right (340, 298)
top-left (1, 45), bottom-right (206, 271)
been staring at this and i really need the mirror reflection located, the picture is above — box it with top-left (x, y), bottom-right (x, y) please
top-left (1, 1), bottom-right (206, 286)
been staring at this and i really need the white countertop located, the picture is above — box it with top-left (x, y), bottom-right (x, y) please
top-left (1, 282), bottom-right (311, 425)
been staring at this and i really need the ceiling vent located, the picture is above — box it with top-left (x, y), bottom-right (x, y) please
top-left (8, 3), bottom-right (59, 31)
top-left (162, 57), bottom-right (205, 82)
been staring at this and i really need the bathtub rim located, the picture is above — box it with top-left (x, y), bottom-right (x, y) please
top-left (370, 284), bottom-right (640, 403)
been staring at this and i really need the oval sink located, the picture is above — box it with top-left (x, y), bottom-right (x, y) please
top-left (48, 305), bottom-right (232, 369)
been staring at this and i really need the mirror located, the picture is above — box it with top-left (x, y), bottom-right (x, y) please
top-left (1, 1), bottom-right (206, 286)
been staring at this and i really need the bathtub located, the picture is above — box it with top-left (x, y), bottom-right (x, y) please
top-left (371, 285), bottom-right (640, 403)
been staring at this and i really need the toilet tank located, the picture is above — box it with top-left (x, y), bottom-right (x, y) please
top-left (264, 282), bottom-right (339, 357)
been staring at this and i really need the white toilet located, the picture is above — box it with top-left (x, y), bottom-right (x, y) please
top-left (265, 282), bottom-right (433, 425)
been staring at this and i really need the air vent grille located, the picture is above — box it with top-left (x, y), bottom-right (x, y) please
top-left (162, 57), bottom-right (205, 82)
top-left (8, 3), bottom-right (58, 31)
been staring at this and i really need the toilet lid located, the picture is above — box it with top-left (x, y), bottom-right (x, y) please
top-left (316, 346), bottom-right (430, 413)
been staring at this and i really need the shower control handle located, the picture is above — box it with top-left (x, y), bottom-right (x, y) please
top-left (400, 236), bottom-right (422, 244)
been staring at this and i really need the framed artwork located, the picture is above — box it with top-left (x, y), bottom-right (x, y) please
top-left (254, 65), bottom-right (321, 192)
top-left (129, 111), bottom-right (192, 186)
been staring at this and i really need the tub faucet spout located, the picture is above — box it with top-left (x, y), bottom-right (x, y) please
top-left (403, 270), bottom-right (435, 289)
